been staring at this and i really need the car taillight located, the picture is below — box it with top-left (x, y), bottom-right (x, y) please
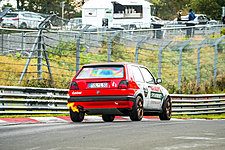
top-left (12, 18), bottom-right (19, 21)
top-left (118, 80), bottom-right (129, 89)
top-left (69, 81), bottom-right (79, 90)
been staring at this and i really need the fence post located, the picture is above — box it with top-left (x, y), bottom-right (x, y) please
top-left (18, 14), bottom-right (56, 85)
top-left (197, 38), bottom-right (208, 87)
top-left (1, 29), bottom-right (4, 54)
top-left (42, 35), bottom-right (53, 83)
top-left (214, 35), bottom-right (225, 83)
top-left (76, 25), bottom-right (90, 73)
top-left (178, 40), bottom-right (191, 91)
top-left (107, 31), bottom-right (121, 62)
top-left (18, 30), bottom-right (41, 84)
top-left (21, 31), bottom-right (24, 53)
top-left (37, 33), bottom-right (43, 80)
top-left (158, 40), bottom-right (172, 79)
top-left (135, 37), bottom-right (149, 64)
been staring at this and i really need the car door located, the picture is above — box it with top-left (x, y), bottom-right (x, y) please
top-left (130, 65), bottom-right (147, 108)
top-left (22, 13), bottom-right (32, 28)
top-left (139, 67), bottom-right (163, 110)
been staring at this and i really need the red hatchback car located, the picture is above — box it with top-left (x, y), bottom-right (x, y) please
top-left (68, 62), bottom-right (172, 122)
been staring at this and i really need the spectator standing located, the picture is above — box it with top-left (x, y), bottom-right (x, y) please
top-left (188, 9), bottom-right (195, 21)
top-left (222, 16), bottom-right (225, 24)
top-left (177, 10), bottom-right (182, 21)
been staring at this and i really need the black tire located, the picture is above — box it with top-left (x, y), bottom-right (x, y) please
top-left (130, 96), bottom-right (143, 121)
top-left (102, 114), bottom-right (115, 122)
top-left (20, 23), bottom-right (27, 29)
top-left (69, 108), bottom-right (85, 122)
top-left (159, 97), bottom-right (172, 120)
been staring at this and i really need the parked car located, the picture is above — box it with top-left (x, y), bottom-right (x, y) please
top-left (169, 14), bottom-right (217, 25)
top-left (194, 14), bottom-right (217, 25)
top-left (1, 11), bottom-right (45, 29)
top-left (150, 16), bottom-right (169, 25)
top-left (65, 17), bottom-right (82, 30)
top-left (68, 62), bottom-right (172, 122)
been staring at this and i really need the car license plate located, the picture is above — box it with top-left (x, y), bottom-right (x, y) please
top-left (89, 83), bottom-right (108, 88)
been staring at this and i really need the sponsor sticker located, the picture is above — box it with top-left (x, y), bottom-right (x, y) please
top-left (72, 91), bottom-right (82, 95)
top-left (150, 86), bottom-right (161, 92)
top-left (150, 91), bottom-right (163, 100)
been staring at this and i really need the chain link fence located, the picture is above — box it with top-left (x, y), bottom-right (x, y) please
top-left (0, 21), bottom-right (224, 93)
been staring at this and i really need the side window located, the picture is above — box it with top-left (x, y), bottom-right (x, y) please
top-left (140, 67), bottom-right (154, 83)
top-left (23, 13), bottom-right (31, 18)
top-left (131, 66), bottom-right (144, 82)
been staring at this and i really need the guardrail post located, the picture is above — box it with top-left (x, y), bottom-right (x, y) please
top-left (178, 40), bottom-right (191, 91)
top-left (214, 35), bottom-right (225, 83)
top-left (158, 40), bottom-right (172, 79)
top-left (107, 31), bottom-right (121, 62)
top-left (197, 38), bottom-right (208, 87)
top-left (76, 25), bottom-right (91, 73)
top-left (135, 37), bottom-right (149, 64)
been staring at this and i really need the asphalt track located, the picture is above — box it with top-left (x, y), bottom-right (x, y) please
top-left (0, 116), bottom-right (225, 150)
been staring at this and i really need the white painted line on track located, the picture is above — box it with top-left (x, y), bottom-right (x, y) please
top-left (29, 117), bottom-right (68, 123)
top-left (0, 119), bottom-right (7, 123)
top-left (84, 116), bottom-right (103, 122)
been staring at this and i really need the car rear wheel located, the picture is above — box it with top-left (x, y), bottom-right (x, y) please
top-left (130, 96), bottom-right (143, 121)
top-left (102, 114), bottom-right (115, 122)
top-left (159, 97), bottom-right (172, 120)
top-left (20, 23), bottom-right (27, 29)
top-left (70, 108), bottom-right (85, 122)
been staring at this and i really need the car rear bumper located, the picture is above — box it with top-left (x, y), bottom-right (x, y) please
top-left (68, 95), bottom-right (135, 115)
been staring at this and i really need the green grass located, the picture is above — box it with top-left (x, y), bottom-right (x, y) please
top-left (1, 114), bottom-right (225, 119)
top-left (0, 114), bottom-right (70, 118)
top-left (172, 114), bottom-right (225, 119)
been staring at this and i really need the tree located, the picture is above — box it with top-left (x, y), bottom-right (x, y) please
top-left (191, 0), bottom-right (225, 19)
top-left (18, 0), bottom-right (63, 15)
top-left (149, 0), bottom-right (191, 20)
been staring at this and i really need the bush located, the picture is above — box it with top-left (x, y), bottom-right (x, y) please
top-left (221, 28), bottom-right (225, 35)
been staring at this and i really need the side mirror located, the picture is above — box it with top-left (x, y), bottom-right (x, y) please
top-left (156, 78), bottom-right (162, 84)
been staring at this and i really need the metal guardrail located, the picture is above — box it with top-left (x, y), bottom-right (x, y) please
top-left (0, 86), bottom-right (225, 115)
top-left (171, 94), bottom-right (225, 115)
top-left (0, 86), bottom-right (69, 115)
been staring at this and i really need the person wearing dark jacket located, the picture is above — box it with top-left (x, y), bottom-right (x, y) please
top-left (222, 16), bottom-right (225, 24)
top-left (188, 9), bottom-right (195, 21)
top-left (177, 10), bottom-right (182, 21)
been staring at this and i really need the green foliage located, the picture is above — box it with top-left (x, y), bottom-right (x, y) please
top-left (0, 114), bottom-right (70, 118)
top-left (148, 0), bottom-right (224, 20)
top-left (49, 39), bottom-right (76, 58)
top-left (190, 0), bottom-right (223, 20)
top-left (24, 79), bottom-right (54, 88)
top-left (15, 52), bottom-right (23, 59)
top-left (221, 28), bottom-right (225, 35)
top-left (149, 0), bottom-right (191, 20)
top-left (172, 113), bottom-right (225, 119)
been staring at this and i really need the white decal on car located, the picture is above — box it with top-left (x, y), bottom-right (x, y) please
top-left (72, 91), bottom-right (82, 95)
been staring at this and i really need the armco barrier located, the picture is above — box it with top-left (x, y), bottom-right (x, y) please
top-left (0, 86), bottom-right (225, 115)
top-left (0, 86), bottom-right (69, 114)
top-left (171, 94), bottom-right (225, 115)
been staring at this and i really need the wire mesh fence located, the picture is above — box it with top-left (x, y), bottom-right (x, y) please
top-left (0, 23), bottom-right (224, 94)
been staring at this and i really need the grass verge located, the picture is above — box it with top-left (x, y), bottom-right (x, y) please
top-left (172, 113), bottom-right (225, 119)
top-left (1, 114), bottom-right (225, 119)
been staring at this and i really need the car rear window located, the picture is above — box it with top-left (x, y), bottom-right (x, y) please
top-left (76, 66), bottom-right (124, 79)
top-left (5, 13), bottom-right (18, 18)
